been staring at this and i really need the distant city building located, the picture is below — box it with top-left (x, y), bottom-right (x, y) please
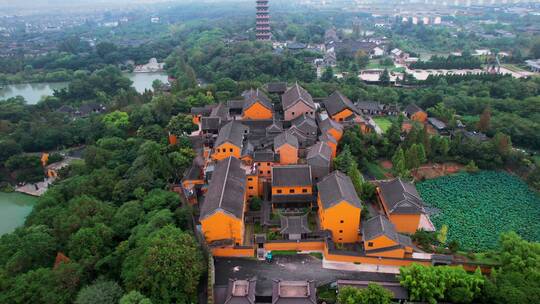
top-left (256, 0), bottom-right (271, 41)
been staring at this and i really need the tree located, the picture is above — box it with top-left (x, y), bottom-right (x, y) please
top-left (465, 160), bottom-right (479, 173)
top-left (75, 279), bottom-right (124, 304)
top-left (483, 232), bottom-right (540, 304)
top-left (399, 264), bottom-right (484, 304)
top-left (334, 145), bottom-right (355, 174)
top-left (355, 50), bottom-right (370, 69)
top-left (67, 223), bottom-right (115, 269)
top-left (321, 66), bottom-right (334, 82)
top-left (0, 139), bottom-right (22, 162)
top-left (167, 114), bottom-right (197, 136)
top-left (338, 284), bottom-right (392, 304)
top-left (392, 148), bottom-right (408, 177)
top-left (379, 69), bottom-right (390, 86)
top-left (96, 42), bottom-right (118, 59)
top-left (103, 111), bottom-right (130, 129)
top-left (406, 144), bottom-right (420, 170)
top-left (0, 225), bottom-right (57, 275)
top-left (437, 224), bottom-right (448, 244)
top-left (530, 41), bottom-right (540, 59)
top-left (120, 291), bottom-right (153, 304)
top-left (478, 107), bottom-right (491, 133)
top-left (121, 225), bottom-right (205, 304)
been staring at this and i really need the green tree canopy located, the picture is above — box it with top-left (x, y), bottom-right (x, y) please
top-left (121, 225), bottom-right (205, 304)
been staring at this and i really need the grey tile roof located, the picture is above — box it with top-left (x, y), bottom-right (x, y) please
top-left (404, 103), bottom-right (423, 115)
top-left (266, 120), bottom-right (283, 134)
top-left (319, 133), bottom-right (337, 145)
top-left (215, 121), bottom-right (248, 148)
top-left (253, 150), bottom-right (276, 162)
top-left (241, 141), bottom-right (255, 158)
top-left (272, 165), bottom-right (312, 187)
top-left (324, 91), bottom-right (360, 116)
top-left (291, 114), bottom-right (318, 136)
top-left (191, 105), bottom-right (214, 115)
top-left (377, 178), bottom-right (426, 214)
top-left (318, 118), bottom-right (343, 134)
top-left (355, 101), bottom-right (383, 112)
top-left (274, 131), bottom-right (299, 149)
top-left (306, 142), bottom-right (332, 166)
top-left (272, 280), bottom-right (316, 304)
top-left (224, 278), bottom-right (257, 304)
top-left (202, 117), bottom-right (221, 131)
top-left (267, 82), bottom-right (288, 93)
top-left (200, 157), bottom-right (246, 220)
top-left (242, 88), bottom-right (273, 112)
top-left (428, 117), bottom-right (447, 130)
top-left (227, 99), bottom-right (245, 110)
top-left (211, 102), bottom-right (230, 120)
top-left (282, 83), bottom-right (315, 111)
top-left (280, 215), bottom-right (311, 235)
top-left (362, 215), bottom-right (409, 245)
top-left (317, 171), bottom-right (362, 210)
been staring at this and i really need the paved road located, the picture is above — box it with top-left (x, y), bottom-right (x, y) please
top-left (215, 255), bottom-right (398, 296)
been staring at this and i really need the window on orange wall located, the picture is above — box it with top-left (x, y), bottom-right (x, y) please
top-left (248, 177), bottom-right (253, 181)
top-left (248, 186), bottom-right (254, 189)
top-left (340, 220), bottom-right (344, 223)
top-left (277, 189), bottom-right (282, 194)
top-left (302, 188), bottom-right (308, 193)
top-left (368, 242), bottom-right (373, 247)
top-left (339, 230), bottom-right (343, 233)
top-left (230, 148), bottom-right (233, 152)
top-left (289, 189), bottom-right (295, 193)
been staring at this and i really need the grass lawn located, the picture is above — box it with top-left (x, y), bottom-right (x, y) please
top-left (417, 171), bottom-right (540, 251)
top-left (373, 117), bottom-right (393, 133)
top-left (364, 161), bottom-right (388, 180)
top-left (309, 252), bottom-right (323, 259)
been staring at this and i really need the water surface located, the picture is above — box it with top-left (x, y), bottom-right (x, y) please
top-left (0, 192), bottom-right (37, 235)
top-left (0, 72), bottom-right (168, 104)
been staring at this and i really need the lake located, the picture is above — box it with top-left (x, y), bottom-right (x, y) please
top-left (0, 72), bottom-right (168, 104)
top-left (0, 192), bottom-right (37, 235)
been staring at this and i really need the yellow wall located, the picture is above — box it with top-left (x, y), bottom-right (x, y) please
top-left (323, 140), bottom-right (337, 158)
top-left (257, 161), bottom-right (274, 178)
top-left (318, 199), bottom-right (361, 243)
top-left (364, 235), bottom-right (397, 250)
top-left (201, 211), bottom-right (244, 245)
top-left (323, 245), bottom-right (431, 266)
top-left (389, 214), bottom-right (421, 234)
top-left (327, 128), bottom-right (343, 142)
top-left (213, 142), bottom-right (241, 161)
top-left (264, 241), bottom-right (324, 252)
top-left (246, 175), bottom-right (260, 198)
top-left (365, 248), bottom-right (406, 258)
top-left (331, 109), bottom-right (353, 122)
top-left (411, 111), bottom-right (427, 123)
top-left (276, 144), bottom-right (298, 165)
top-left (242, 102), bottom-right (273, 120)
top-left (272, 185), bottom-right (312, 196)
top-left (212, 247), bottom-right (254, 257)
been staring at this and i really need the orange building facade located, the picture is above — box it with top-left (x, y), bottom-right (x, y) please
top-left (213, 142), bottom-right (241, 161)
top-left (242, 102), bottom-right (273, 120)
